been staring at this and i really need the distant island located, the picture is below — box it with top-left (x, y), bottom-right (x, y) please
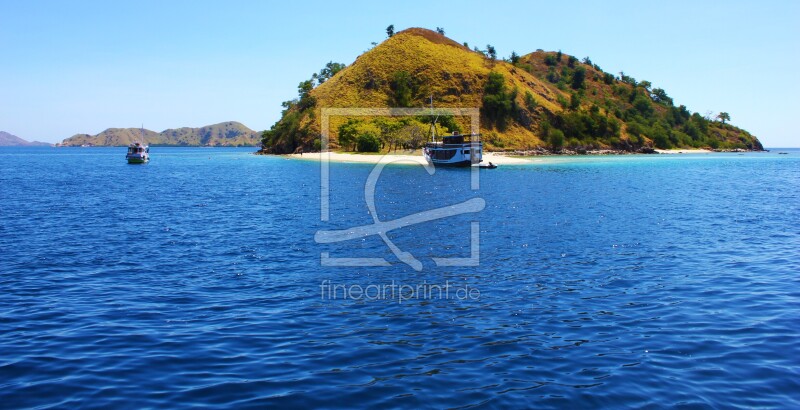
top-left (58, 121), bottom-right (260, 147)
top-left (0, 131), bottom-right (52, 147)
top-left (260, 27), bottom-right (763, 155)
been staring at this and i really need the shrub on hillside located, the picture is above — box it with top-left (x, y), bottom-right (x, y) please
top-left (571, 66), bottom-right (586, 90)
top-left (548, 129), bottom-right (565, 151)
top-left (390, 71), bottom-right (415, 107)
top-left (482, 72), bottom-right (517, 130)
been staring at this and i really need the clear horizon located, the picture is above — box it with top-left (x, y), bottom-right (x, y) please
top-left (1, 0), bottom-right (798, 147)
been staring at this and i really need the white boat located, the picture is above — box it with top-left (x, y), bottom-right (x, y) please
top-left (423, 132), bottom-right (482, 167)
top-left (422, 99), bottom-right (483, 167)
top-left (126, 127), bottom-right (149, 164)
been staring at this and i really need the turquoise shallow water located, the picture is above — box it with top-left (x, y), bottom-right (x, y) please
top-left (1, 147), bottom-right (799, 408)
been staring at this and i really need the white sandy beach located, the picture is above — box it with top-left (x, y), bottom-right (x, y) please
top-left (286, 151), bottom-right (532, 165)
top-left (284, 148), bottom-right (721, 164)
top-left (654, 148), bottom-right (713, 154)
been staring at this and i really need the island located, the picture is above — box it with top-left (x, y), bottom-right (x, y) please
top-left (259, 27), bottom-right (762, 156)
top-left (0, 131), bottom-right (52, 147)
top-left (58, 121), bottom-right (260, 147)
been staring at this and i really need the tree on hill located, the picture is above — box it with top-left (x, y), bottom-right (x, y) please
top-left (297, 80), bottom-right (316, 110)
top-left (386, 25), bottom-right (394, 38)
top-left (717, 112), bottom-right (730, 124)
top-left (486, 44), bottom-right (497, 61)
top-left (298, 80), bottom-right (313, 99)
top-left (436, 27), bottom-right (445, 35)
top-left (390, 71), bottom-right (415, 107)
top-left (567, 56), bottom-right (578, 68)
top-left (571, 66), bottom-right (586, 90)
top-left (548, 129), bottom-right (565, 151)
top-left (651, 88), bottom-right (673, 105)
top-left (569, 92), bottom-right (581, 110)
top-left (632, 92), bottom-right (653, 117)
top-left (619, 71), bottom-right (637, 86)
top-left (524, 91), bottom-right (537, 111)
top-left (651, 122), bottom-right (671, 149)
top-left (315, 62), bottom-right (345, 85)
top-left (482, 72), bottom-right (516, 130)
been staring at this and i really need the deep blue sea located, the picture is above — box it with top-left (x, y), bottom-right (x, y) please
top-left (1, 147), bottom-right (798, 408)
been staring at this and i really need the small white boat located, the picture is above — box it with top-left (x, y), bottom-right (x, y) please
top-left (126, 127), bottom-right (149, 164)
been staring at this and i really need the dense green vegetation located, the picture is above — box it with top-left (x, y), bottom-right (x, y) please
top-left (335, 116), bottom-right (459, 153)
top-left (390, 71), bottom-right (416, 107)
top-left (482, 72), bottom-right (518, 130)
top-left (261, 62), bottom-right (346, 153)
top-left (503, 51), bottom-right (761, 151)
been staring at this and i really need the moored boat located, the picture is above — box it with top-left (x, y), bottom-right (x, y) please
top-left (421, 98), bottom-right (483, 167)
top-left (126, 142), bottom-right (149, 164)
top-left (126, 127), bottom-right (150, 164)
top-left (423, 132), bottom-right (483, 167)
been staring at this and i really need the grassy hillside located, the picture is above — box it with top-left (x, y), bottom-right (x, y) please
top-left (261, 27), bottom-right (762, 154)
top-left (60, 121), bottom-right (260, 147)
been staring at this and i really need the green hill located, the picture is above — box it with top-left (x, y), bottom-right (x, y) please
top-left (59, 121), bottom-right (260, 147)
top-left (260, 27), bottom-right (762, 154)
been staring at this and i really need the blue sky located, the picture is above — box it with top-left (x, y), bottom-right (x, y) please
top-left (1, 0), bottom-right (798, 146)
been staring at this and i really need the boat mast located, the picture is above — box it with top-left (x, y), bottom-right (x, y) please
top-left (429, 95), bottom-right (440, 143)
top-left (429, 96), bottom-right (433, 142)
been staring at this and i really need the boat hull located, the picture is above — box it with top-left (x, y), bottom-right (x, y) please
top-left (126, 156), bottom-right (148, 164)
top-left (423, 142), bottom-right (482, 168)
top-left (430, 159), bottom-right (472, 167)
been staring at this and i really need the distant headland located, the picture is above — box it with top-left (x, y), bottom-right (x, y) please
top-left (0, 131), bottom-right (52, 147)
top-left (259, 27), bottom-right (763, 155)
top-left (58, 121), bottom-right (260, 147)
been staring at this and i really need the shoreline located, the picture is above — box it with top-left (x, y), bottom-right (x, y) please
top-left (488, 148), bottom-right (733, 156)
top-left (284, 151), bottom-right (532, 165)
top-left (273, 148), bottom-right (761, 164)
